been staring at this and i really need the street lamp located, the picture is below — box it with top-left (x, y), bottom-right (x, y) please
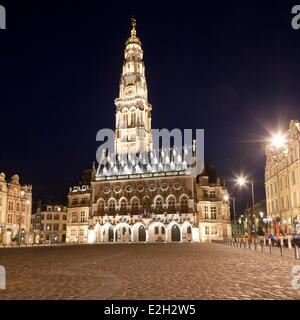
top-left (257, 211), bottom-right (265, 236)
top-left (236, 175), bottom-right (256, 237)
top-left (18, 191), bottom-right (30, 246)
top-left (224, 195), bottom-right (237, 237)
top-left (270, 133), bottom-right (287, 149)
top-left (259, 211), bottom-right (264, 219)
top-left (223, 195), bottom-right (229, 202)
top-left (18, 191), bottom-right (25, 246)
top-left (237, 176), bottom-right (247, 187)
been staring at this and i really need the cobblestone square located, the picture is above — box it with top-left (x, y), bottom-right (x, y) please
top-left (0, 243), bottom-right (299, 300)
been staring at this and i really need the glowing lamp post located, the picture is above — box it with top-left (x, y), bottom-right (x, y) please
top-left (18, 191), bottom-right (29, 246)
top-left (236, 175), bottom-right (256, 237)
top-left (270, 133), bottom-right (287, 149)
top-left (223, 195), bottom-right (237, 236)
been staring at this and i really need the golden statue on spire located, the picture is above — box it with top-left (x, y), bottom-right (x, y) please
top-left (126, 16), bottom-right (141, 46)
top-left (131, 16), bottom-right (137, 31)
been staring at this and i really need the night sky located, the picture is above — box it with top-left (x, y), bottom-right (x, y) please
top-left (1, 0), bottom-right (300, 213)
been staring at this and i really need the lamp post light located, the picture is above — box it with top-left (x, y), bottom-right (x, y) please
top-left (223, 195), bottom-right (236, 237)
top-left (236, 175), bottom-right (256, 237)
top-left (259, 211), bottom-right (264, 219)
top-left (47, 225), bottom-right (50, 242)
top-left (18, 191), bottom-right (30, 246)
top-left (18, 191), bottom-right (25, 246)
top-left (240, 214), bottom-right (245, 234)
top-left (257, 211), bottom-right (265, 237)
top-left (271, 133), bottom-right (287, 150)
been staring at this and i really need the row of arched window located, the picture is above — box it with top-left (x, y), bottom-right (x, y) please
top-left (118, 110), bottom-right (142, 128)
top-left (97, 196), bottom-right (189, 215)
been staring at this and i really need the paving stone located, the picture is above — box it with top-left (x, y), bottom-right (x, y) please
top-left (0, 243), bottom-right (299, 299)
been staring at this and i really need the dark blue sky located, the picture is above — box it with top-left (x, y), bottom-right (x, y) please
top-left (0, 0), bottom-right (300, 212)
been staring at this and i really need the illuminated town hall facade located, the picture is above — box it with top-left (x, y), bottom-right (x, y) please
top-left (66, 20), bottom-right (232, 244)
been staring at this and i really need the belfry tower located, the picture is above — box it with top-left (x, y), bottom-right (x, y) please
top-left (114, 18), bottom-right (153, 157)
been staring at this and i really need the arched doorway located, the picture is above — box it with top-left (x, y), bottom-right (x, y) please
top-left (131, 223), bottom-right (147, 242)
top-left (148, 222), bottom-right (166, 242)
top-left (108, 226), bottom-right (114, 242)
top-left (171, 224), bottom-right (181, 242)
top-left (138, 225), bottom-right (146, 242)
top-left (102, 224), bottom-right (114, 243)
top-left (94, 223), bottom-right (101, 243)
top-left (115, 223), bottom-right (132, 243)
top-left (181, 222), bottom-right (193, 242)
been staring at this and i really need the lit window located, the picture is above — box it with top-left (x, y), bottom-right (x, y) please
top-left (205, 226), bottom-right (209, 235)
top-left (80, 212), bottom-right (86, 223)
top-left (204, 206), bottom-right (209, 219)
top-left (71, 213), bottom-right (78, 223)
top-left (7, 214), bottom-right (13, 223)
top-left (211, 207), bottom-right (217, 219)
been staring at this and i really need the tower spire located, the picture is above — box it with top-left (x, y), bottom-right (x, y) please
top-left (114, 18), bottom-right (153, 156)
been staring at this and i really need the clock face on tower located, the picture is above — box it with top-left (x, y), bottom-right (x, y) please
top-left (126, 86), bottom-right (134, 96)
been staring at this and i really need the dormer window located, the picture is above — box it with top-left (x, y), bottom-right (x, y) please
top-left (209, 191), bottom-right (216, 199)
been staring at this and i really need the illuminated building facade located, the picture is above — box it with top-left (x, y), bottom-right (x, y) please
top-left (265, 120), bottom-right (300, 234)
top-left (33, 204), bottom-right (68, 244)
top-left (66, 185), bottom-right (90, 243)
top-left (67, 19), bottom-right (232, 243)
top-left (0, 173), bottom-right (32, 244)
